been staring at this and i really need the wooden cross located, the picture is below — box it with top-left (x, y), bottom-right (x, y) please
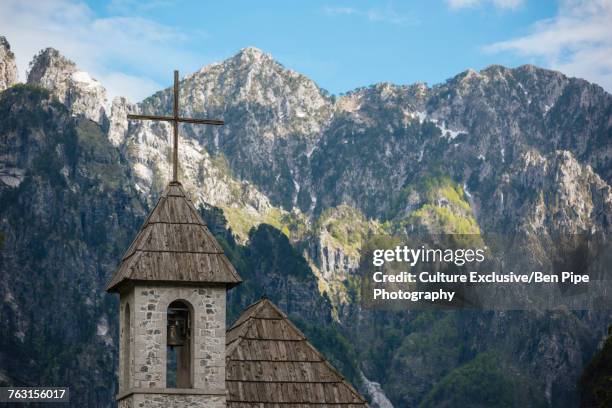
top-left (127, 70), bottom-right (224, 182)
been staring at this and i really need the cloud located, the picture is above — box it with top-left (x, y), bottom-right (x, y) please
top-left (446, 0), bottom-right (523, 10)
top-left (0, 0), bottom-right (209, 102)
top-left (323, 6), bottom-right (356, 16)
top-left (483, 0), bottom-right (612, 92)
top-left (97, 72), bottom-right (164, 108)
top-left (322, 4), bottom-right (419, 26)
top-left (107, 0), bottom-right (176, 14)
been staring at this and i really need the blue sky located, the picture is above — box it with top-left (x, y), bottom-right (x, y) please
top-left (1, 1), bottom-right (610, 101)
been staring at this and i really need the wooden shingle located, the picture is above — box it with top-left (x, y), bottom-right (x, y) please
top-left (226, 299), bottom-right (369, 407)
top-left (105, 181), bottom-right (241, 292)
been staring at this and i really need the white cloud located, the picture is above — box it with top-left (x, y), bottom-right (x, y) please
top-left (322, 4), bottom-right (419, 25)
top-left (446, 0), bottom-right (480, 8)
top-left (107, 0), bottom-right (176, 14)
top-left (446, 0), bottom-right (524, 10)
top-left (97, 72), bottom-right (163, 107)
top-left (0, 0), bottom-right (209, 102)
top-left (484, 0), bottom-right (612, 92)
top-left (323, 6), bottom-right (358, 16)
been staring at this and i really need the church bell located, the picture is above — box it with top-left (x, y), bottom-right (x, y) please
top-left (167, 320), bottom-right (184, 348)
top-left (167, 302), bottom-right (191, 348)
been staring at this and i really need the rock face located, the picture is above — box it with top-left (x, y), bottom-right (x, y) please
top-left (27, 48), bottom-right (107, 124)
top-left (137, 47), bottom-right (333, 210)
top-left (124, 49), bottom-right (611, 228)
top-left (108, 96), bottom-right (134, 147)
top-left (0, 37), bottom-right (17, 92)
top-left (115, 52), bottom-right (298, 240)
top-left (121, 105), bottom-right (278, 239)
top-left (505, 149), bottom-right (611, 234)
top-left (361, 373), bottom-right (394, 408)
top-left (306, 205), bottom-right (382, 307)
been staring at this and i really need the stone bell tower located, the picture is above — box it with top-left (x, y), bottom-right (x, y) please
top-left (106, 181), bottom-right (242, 408)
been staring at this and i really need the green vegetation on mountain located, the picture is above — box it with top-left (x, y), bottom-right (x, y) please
top-left (420, 352), bottom-right (547, 408)
top-left (408, 204), bottom-right (479, 234)
top-left (580, 327), bottom-right (612, 408)
top-left (198, 204), bottom-right (362, 387)
top-left (294, 316), bottom-right (362, 389)
top-left (315, 205), bottom-right (385, 257)
top-left (396, 174), bottom-right (480, 235)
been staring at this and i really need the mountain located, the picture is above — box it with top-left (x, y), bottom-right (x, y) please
top-left (0, 38), bottom-right (610, 407)
top-left (134, 47), bottom-right (332, 210)
top-left (0, 83), bottom-right (144, 405)
top-left (120, 46), bottom-right (611, 311)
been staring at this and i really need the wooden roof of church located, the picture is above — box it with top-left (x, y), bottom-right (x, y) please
top-left (226, 298), bottom-right (369, 407)
top-left (105, 181), bottom-right (242, 292)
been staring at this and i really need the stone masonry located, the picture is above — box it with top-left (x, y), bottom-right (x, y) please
top-left (117, 284), bottom-right (227, 407)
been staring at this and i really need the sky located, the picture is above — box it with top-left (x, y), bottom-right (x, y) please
top-left (1, 0), bottom-right (610, 102)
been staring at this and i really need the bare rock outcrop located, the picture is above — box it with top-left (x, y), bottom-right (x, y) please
top-left (0, 36), bottom-right (18, 91)
top-left (27, 48), bottom-right (107, 124)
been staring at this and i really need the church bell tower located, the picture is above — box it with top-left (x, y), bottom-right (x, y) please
top-left (106, 181), bottom-right (242, 408)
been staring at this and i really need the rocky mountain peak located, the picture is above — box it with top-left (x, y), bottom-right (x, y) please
top-left (480, 63), bottom-right (510, 76)
top-left (236, 46), bottom-right (269, 62)
top-left (218, 46), bottom-right (329, 111)
top-left (133, 47), bottom-right (334, 209)
top-left (27, 48), bottom-right (107, 124)
top-left (27, 48), bottom-right (74, 88)
top-left (149, 46), bottom-right (331, 129)
top-left (455, 68), bottom-right (481, 83)
top-left (0, 36), bottom-right (18, 92)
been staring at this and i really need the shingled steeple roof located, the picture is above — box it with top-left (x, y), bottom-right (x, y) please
top-left (226, 298), bottom-right (369, 407)
top-left (105, 181), bottom-right (241, 292)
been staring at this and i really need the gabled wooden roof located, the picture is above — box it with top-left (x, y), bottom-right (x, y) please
top-left (226, 298), bottom-right (369, 407)
top-left (105, 181), bottom-right (241, 292)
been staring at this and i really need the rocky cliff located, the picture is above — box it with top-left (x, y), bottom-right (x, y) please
top-left (27, 48), bottom-right (108, 125)
top-left (0, 36), bottom-right (17, 92)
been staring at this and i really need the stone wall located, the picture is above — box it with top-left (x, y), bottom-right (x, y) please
top-left (120, 393), bottom-right (225, 408)
top-left (117, 284), bottom-right (227, 400)
top-left (118, 396), bottom-right (133, 408)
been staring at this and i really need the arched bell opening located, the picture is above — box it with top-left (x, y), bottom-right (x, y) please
top-left (166, 300), bottom-right (193, 388)
top-left (122, 302), bottom-right (131, 390)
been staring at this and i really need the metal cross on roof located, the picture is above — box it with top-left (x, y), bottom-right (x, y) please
top-left (127, 70), bottom-right (224, 182)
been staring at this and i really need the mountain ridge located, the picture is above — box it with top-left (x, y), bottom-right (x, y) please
top-left (0, 37), bottom-right (610, 408)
